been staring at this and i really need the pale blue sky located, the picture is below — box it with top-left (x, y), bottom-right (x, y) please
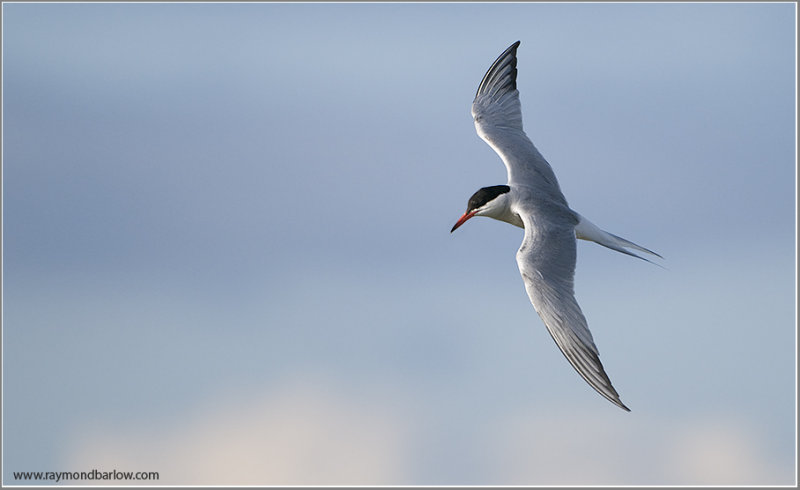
top-left (3, 2), bottom-right (796, 485)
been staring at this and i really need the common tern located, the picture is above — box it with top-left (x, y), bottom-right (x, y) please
top-left (451, 41), bottom-right (661, 411)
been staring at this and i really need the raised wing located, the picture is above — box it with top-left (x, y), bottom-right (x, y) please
top-left (472, 41), bottom-right (563, 198)
top-left (515, 206), bottom-right (630, 411)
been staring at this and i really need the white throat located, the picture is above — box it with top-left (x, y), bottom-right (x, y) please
top-left (476, 192), bottom-right (524, 228)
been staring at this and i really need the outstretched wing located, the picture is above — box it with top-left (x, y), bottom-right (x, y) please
top-left (472, 41), bottom-right (563, 199)
top-left (515, 206), bottom-right (630, 411)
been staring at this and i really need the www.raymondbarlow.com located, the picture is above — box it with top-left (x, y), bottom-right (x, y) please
top-left (13, 469), bottom-right (159, 483)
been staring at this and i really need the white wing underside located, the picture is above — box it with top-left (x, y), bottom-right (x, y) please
top-left (516, 209), bottom-right (629, 411)
top-left (473, 42), bottom-right (630, 411)
top-left (471, 43), bottom-right (562, 198)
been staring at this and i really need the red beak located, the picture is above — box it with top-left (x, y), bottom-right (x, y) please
top-left (451, 210), bottom-right (476, 233)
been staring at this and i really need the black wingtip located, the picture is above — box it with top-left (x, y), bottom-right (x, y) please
top-left (503, 40), bottom-right (521, 59)
top-left (475, 41), bottom-right (522, 99)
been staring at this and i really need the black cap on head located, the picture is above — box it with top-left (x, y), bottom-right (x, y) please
top-left (466, 185), bottom-right (511, 213)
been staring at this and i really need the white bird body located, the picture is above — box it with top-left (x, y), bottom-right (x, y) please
top-left (452, 41), bottom-right (661, 411)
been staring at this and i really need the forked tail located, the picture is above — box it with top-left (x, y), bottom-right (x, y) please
top-left (574, 213), bottom-right (663, 264)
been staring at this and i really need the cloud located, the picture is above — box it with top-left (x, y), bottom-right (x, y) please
top-left (65, 377), bottom-right (413, 485)
top-left (64, 377), bottom-right (795, 487)
top-left (663, 417), bottom-right (792, 486)
top-left (484, 409), bottom-right (794, 486)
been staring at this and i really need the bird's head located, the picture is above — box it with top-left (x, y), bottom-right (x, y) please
top-left (451, 185), bottom-right (511, 232)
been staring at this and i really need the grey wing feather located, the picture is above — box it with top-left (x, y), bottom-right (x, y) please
top-left (471, 41), bottom-right (562, 195)
top-left (515, 208), bottom-right (630, 411)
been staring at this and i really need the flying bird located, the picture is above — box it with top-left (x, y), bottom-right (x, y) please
top-left (451, 41), bottom-right (661, 411)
